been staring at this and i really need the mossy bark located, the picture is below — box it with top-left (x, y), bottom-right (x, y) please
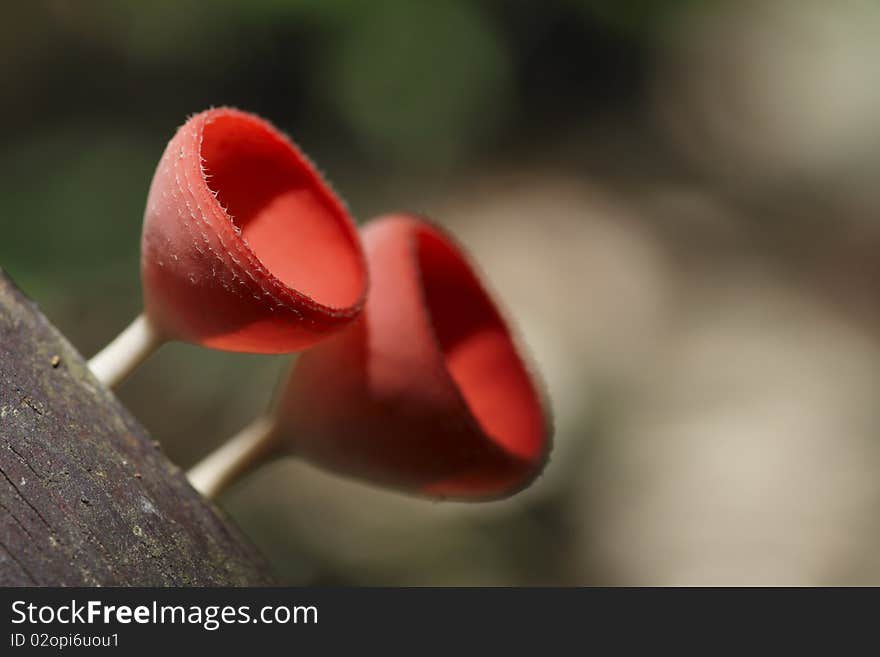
top-left (0, 270), bottom-right (276, 585)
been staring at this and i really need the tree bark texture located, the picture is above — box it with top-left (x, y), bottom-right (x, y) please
top-left (0, 269), bottom-right (276, 585)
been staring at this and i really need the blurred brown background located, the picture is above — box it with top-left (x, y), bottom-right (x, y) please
top-left (4, 0), bottom-right (880, 585)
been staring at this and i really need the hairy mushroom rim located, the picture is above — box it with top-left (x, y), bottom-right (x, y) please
top-left (415, 224), bottom-right (545, 463)
top-left (200, 111), bottom-right (366, 311)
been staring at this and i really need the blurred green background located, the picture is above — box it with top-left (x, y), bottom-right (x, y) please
top-left (5, 0), bottom-right (880, 585)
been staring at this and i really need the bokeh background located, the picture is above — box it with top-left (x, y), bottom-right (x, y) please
top-left (4, 0), bottom-right (880, 585)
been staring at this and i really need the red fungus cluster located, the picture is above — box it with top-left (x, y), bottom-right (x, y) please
top-left (90, 108), bottom-right (551, 501)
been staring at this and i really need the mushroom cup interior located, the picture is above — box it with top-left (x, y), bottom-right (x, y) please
top-left (416, 225), bottom-right (545, 463)
top-left (201, 112), bottom-right (365, 310)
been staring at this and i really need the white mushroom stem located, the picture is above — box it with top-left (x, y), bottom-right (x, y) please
top-left (187, 415), bottom-right (281, 499)
top-left (88, 314), bottom-right (164, 389)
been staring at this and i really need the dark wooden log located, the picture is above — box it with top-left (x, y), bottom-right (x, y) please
top-left (0, 269), bottom-right (276, 585)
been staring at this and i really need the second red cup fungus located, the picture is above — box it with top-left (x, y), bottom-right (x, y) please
top-left (188, 213), bottom-right (551, 500)
top-left (281, 214), bottom-right (550, 498)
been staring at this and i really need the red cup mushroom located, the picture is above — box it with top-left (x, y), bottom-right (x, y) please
top-left (88, 108), bottom-right (367, 388)
top-left (187, 213), bottom-right (551, 501)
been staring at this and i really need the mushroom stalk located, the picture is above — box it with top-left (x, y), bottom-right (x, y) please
top-left (88, 314), bottom-right (163, 389)
top-left (187, 415), bottom-right (280, 499)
